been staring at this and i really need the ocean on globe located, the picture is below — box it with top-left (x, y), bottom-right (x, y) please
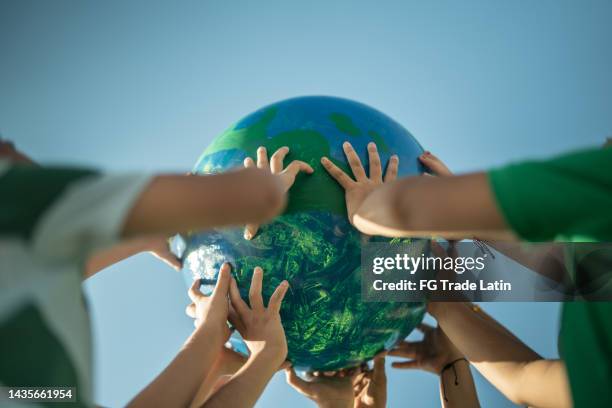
top-left (177, 96), bottom-right (428, 371)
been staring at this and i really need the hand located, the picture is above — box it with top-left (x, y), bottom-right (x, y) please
top-left (353, 356), bottom-right (387, 408)
top-left (187, 263), bottom-right (233, 341)
top-left (321, 142), bottom-right (398, 225)
top-left (228, 266), bottom-right (289, 366)
top-left (146, 236), bottom-right (182, 270)
top-left (243, 146), bottom-right (314, 240)
top-left (286, 369), bottom-right (355, 408)
top-left (388, 323), bottom-right (464, 375)
top-left (419, 151), bottom-right (453, 176)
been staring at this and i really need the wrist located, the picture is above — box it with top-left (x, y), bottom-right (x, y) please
top-left (191, 321), bottom-right (226, 348)
top-left (250, 345), bottom-right (287, 367)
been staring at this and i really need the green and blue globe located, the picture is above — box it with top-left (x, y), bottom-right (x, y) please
top-left (179, 96), bottom-right (427, 371)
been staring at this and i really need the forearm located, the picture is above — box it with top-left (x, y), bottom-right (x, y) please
top-left (202, 351), bottom-right (279, 408)
top-left (431, 303), bottom-right (545, 405)
top-left (484, 242), bottom-right (568, 284)
top-left (189, 350), bottom-right (246, 408)
top-left (127, 323), bottom-right (225, 408)
top-left (122, 168), bottom-right (285, 237)
top-left (354, 173), bottom-right (514, 240)
top-left (440, 360), bottom-right (480, 408)
top-left (84, 236), bottom-right (158, 278)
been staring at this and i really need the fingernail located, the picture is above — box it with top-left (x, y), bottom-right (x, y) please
top-left (321, 157), bottom-right (328, 163)
top-left (368, 142), bottom-right (375, 149)
top-left (343, 141), bottom-right (350, 147)
top-left (244, 231), bottom-right (252, 240)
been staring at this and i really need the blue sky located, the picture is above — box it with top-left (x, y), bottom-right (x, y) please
top-left (2, 1), bottom-right (611, 407)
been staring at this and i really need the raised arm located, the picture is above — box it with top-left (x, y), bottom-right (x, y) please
top-left (320, 143), bottom-right (512, 240)
top-left (127, 264), bottom-right (233, 408)
top-left (84, 235), bottom-right (181, 278)
top-left (429, 302), bottom-right (571, 408)
top-left (202, 267), bottom-right (289, 408)
top-left (353, 172), bottom-right (512, 240)
top-left (389, 324), bottom-right (480, 408)
top-left (122, 168), bottom-right (286, 237)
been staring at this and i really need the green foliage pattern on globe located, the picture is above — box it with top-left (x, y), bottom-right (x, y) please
top-left (180, 96), bottom-right (427, 371)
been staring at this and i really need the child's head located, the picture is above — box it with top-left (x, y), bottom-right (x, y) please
top-left (0, 139), bottom-right (35, 164)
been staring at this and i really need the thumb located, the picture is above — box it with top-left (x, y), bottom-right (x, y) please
top-left (212, 263), bottom-right (232, 298)
top-left (419, 152), bottom-right (452, 176)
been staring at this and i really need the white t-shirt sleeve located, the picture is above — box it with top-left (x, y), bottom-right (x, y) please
top-left (31, 173), bottom-right (153, 262)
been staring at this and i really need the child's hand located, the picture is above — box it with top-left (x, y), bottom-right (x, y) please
top-left (187, 263), bottom-right (233, 341)
top-left (321, 142), bottom-right (398, 225)
top-left (243, 146), bottom-right (314, 240)
top-left (285, 369), bottom-right (355, 408)
top-left (229, 266), bottom-right (289, 366)
top-left (353, 355), bottom-right (387, 408)
top-left (419, 151), bottom-right (453, 176)
top-left (388, 323), bottom-right (464, 375)
top-left (146, 236), bottom-right (182, 270)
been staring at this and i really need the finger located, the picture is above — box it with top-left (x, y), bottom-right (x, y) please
top-left (256, 146), bottom-right (269, 170)
top-left (392, 340), bottom-right (424, 352)
top-left (372, 356), bottom-right (386, 383)
top-left (353, 371), bottom-right (367, 386)
top-left (270, 146), bottom-right (290, 174)
top-left (185, 303), bottom-right (196, 318)
top-left (367, 142), bottom-right (382, 181)
top-left (243, 157), bottom-right (256, 169)
top-left (384, 155), bottom-right (399, 182)
top-left (321, 157), bottom-right (354, 189)
top-left (419, 151), bottom-right (452, 176)
top-left (151, 250), bottom-right (182, 271)
top-left (343, 142), bottom-right (367, 181)
top-left (391, 360), bottom-right (421, 369)
top-left (285, 369), bottom-right (313, 396)
top-left (322, 371), bottom-right (336, 377)
top-left (212, 263), bottom-right (232, 299)
top-left (228, 303), bottom-right (244, 332)
top-left (387, 348), bottom-right (418, 358)
top-left (283, 160), bottom-right (315, 179)
top-left (229, 277), bottom-right (250, 317)
top-left (244, 224), bottom-right (259, 240)
top-left (249, 267), bottom-right (264, 310)
top-left (268, 280), bottom-right (289, 313)
top-left (188, 278), bottom-right (204, 302)
top-left (417, 322), bottom-right (435, 334)
top-left (374, 350), bottom-right (388, 359)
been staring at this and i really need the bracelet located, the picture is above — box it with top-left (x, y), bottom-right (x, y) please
top-left (441, 357), bottom-right (467, 373)
top-left (440, 358), bottom-right (468, 402)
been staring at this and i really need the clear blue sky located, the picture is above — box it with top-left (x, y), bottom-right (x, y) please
top-left (2, 1), bottom-right (611, 407)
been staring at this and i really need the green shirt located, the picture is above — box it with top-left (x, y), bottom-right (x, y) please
top-left (0, 161), bottom-right (151, 407)
top-left (488, 146), bottom-right (612, 408)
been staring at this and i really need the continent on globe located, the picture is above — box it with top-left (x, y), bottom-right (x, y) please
top-left (176, 96), bottom-right (428, 371)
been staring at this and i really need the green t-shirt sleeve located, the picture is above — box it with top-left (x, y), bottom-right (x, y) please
top-left (0, 164), bottom-right (99, 240)
top-left (488, 147), bottom-right (612, 242)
